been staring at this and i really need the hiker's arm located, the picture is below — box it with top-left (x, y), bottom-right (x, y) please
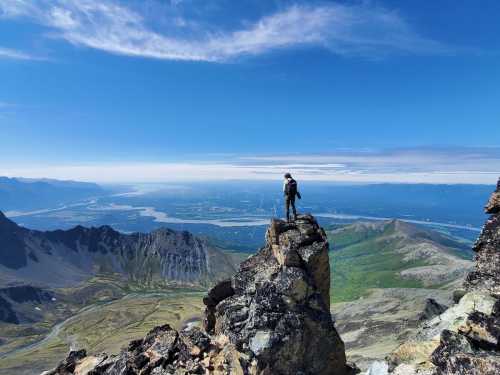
top-left (297, 191), bottom-right (302, 199)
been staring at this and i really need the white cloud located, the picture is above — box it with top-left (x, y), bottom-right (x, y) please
top-left (2, 148), bottom-right (499, 184)
top-left (0, 0), bottom-right (38, 17)
top-left (0, 46), bottom-right (38, 60)
top-left (0, 0), bottom-right (450, 62)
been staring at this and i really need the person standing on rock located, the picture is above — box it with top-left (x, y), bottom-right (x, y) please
top-left (283, 172), bottom-right (301, 222)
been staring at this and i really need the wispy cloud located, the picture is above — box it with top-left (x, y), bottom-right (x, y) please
top-left (239, 147), bottom-right (500, 170)
top-left (2, 148), bottom-right (499, 184)
top-left (0, 0), bottom-right (451, 62)
top-left (0, 101), bottom-right (15, 109)
top-left (0, 46), bottom-right (39, 60)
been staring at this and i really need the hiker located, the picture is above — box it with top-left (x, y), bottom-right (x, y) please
top-left (283, 173), bottom-right (301, 222)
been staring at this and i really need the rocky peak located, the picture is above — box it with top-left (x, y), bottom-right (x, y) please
top-left (44, 214), bottom-right (353, 375)
top-left (202, 214), bottom-right (347, 374)
top-left (0, 211), bottom-right (29, 269)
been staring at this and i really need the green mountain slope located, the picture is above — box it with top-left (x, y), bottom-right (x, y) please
top-left (329, 220), bottom-right (473, 303)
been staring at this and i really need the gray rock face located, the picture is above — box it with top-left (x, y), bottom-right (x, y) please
top-left (44, 215), bottom-right (353, 375)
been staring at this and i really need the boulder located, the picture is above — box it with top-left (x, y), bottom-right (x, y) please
top-left (431, 330), bottom-right (500, 375)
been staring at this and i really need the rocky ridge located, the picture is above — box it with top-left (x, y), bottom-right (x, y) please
top-left (381, 179), bottom-right (500, 375)
top-left (43, 214), bottom-right (354, 375)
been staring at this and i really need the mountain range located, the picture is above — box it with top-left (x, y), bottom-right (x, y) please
top-left (0, 177), bottom-right (105, 212)
top-left (0, 211), bottom-right (236, 289)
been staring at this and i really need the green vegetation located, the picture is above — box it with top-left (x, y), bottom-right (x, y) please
top-left (328, 220), bottom-right (471, 303)
top-left (330, 235), bottom-right (425, 303)
top-left (329, 224), bottom-right (383, 249)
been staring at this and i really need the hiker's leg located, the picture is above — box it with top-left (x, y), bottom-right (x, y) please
top-left (291, 196), bottom-right (297, 220)
top-left (285, 196), bottom-right (290, 221)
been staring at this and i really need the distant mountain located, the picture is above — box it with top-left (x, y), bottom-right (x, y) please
top-left (0, 177), bottom-right (104, 211)
top-left (329, 219), bottom-right (473, 302)
top-left (0, 211), bottom-right (236, 289)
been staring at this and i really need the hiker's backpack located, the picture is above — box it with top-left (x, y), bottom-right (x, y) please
top-left (286, 178), bottom-right (298, 196)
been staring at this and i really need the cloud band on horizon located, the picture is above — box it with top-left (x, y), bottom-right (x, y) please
top-left (2, 148), bottom-right (499, 184)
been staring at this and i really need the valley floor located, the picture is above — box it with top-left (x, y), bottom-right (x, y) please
top-left (0, 291), bottom-right (205, 375)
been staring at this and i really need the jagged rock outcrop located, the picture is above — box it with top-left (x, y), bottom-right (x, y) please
top-left (464, 178), bottom-right (500, 296)
top-left (43, 215), bottom-right (353, 375)
top-left (385, 178), bottom-right (500, 375)
top-left (204, 215), bottom-right (347, 374)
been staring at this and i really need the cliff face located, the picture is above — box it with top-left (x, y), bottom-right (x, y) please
top-left (385, 179), bottom-right (500, 375)
top-left (44, 215), bottom-right (352, 375)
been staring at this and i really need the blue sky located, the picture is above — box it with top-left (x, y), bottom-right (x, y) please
top-left (0, 0), bottom-right (499, 183)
